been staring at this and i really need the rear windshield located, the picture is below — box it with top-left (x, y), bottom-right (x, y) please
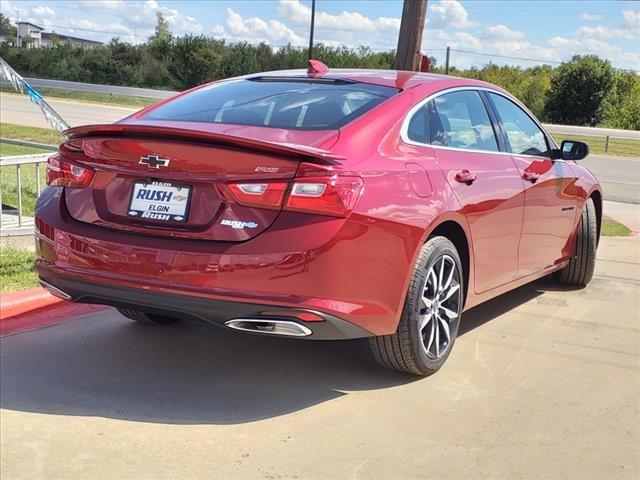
top-left (143, 78), bottom-right (399, 130)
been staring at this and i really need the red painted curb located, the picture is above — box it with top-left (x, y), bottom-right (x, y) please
top-left (0, 302), bottom-right (107, 336)
top-left (0, 288), bottom-right (63, 320)
top-left (0, 287), bottom-right (108, 336)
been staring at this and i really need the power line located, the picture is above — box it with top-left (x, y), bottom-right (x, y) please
top-left (451, 48), bottom-right (563, 65)
top-left (449, 48), bottom-right (639, 73)
top-left (45, 24), bottom-right (149, 39)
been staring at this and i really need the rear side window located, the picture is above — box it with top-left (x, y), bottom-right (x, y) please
top-left (488, 93), bottom-right (548, 156)
top-left (144, 79), bottom-right (399, 130)
top-left (427, 91), bottom-right (499, 152)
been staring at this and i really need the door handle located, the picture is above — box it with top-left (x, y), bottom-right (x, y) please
top-left (455, 170), bottom-right (477, 185)
top-left (522, 171), bottom-right (540, 183)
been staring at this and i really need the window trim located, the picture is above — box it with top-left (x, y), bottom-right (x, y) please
top-left (400, 86), bottom-right (558, 158)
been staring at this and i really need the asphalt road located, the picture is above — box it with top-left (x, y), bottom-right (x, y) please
top-left (0, 92), bottom-right (137, 129)
top-left (1, 236), bottom-right (638, 479)
top-left (583, 154), bottom-right (640, 204)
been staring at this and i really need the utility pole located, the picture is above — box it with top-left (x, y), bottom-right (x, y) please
top-left (16, 10), bottom-right (19, 48)
top-left (445, 46), bottom-right (450, 74)
top-left (308, 0), bottom-right (316, 60)
top-left (394, 0), bottom-right (427, 71)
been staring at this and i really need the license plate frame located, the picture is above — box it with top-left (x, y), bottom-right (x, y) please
top-left (128, 180), bottom-right (192, 223)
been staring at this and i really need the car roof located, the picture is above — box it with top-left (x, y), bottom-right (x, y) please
top-left (246, 68), bottom-right (493, 91)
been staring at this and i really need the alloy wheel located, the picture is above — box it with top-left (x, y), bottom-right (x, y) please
top-left (418, 255), bottom-right (461, 359)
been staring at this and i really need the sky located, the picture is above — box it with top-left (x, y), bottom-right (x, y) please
top-left (1, 0), bottom-right (639, 71)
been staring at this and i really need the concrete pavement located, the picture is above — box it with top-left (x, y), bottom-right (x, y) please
top-left (605, 200), bottom-right (640, 233)
top-left (1, 235), bottom-right (638, 479)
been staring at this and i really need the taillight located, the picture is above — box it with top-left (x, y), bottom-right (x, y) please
top-left (224, 163), bottom-right (364, 217)
top-left (285, 176), bottom-right (363, 216)
top-left (46, 154), bottom-right (94, 188)
top-left (225, 182), bottom-right (288, 210)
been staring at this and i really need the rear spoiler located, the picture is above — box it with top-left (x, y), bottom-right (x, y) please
top-left (63, 124), bottom-right (344, 165)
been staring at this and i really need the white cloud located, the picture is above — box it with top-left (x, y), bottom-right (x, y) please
top-left (0, 0), bottom-right (17, 19)
top-left (485, 24), bottom-right (525, 41)
top-left (580, 13), bottom-right (603, 21)
top-left (278, 0), bottom-right (400, 32)
top-left (428, 0), bottom-right (472, 29)
top-left (71, 0), bottom-right (202, 36)
top-left (622, 9), bottom-right (639, 28)
top-left (213, 8), bottom-right (305, 46)
top-left (547, 34), bottom-right (640, 70)
top-left (31, 6), bottom-right (55, 18)
top-left (78, 0), bottom-right (125, 11)
top-left (423, 27), bottom-right (560, 70)
top-left (575, 25), bottom-right (636, 40)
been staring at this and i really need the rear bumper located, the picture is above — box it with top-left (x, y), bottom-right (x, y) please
top-left (35, 187), bottom-right (419, 336)
top-left (37, 269), bottom-right (371, 340)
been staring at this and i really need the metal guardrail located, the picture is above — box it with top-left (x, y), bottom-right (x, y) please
top-left (1, 77), bottom-right (176, 100)
top-left (0, 140), bottom-right (56, 237)
top-left (542, 123), bottom-right (640, 141)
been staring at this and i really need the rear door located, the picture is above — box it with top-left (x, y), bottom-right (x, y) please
top-left (407, 89), bottom-right (525, 294)
top-left (486, 92), bottom-right (578, 276)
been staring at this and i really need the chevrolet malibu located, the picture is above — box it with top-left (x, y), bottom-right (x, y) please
top-left (35, 62), bottom-right (602, 375)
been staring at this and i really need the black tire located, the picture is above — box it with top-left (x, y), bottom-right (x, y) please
top-left (369, 236), bottom-right (464, 376)
top-left (555, 198), bottom-right (597, 286)
top-left (117, 308), bottom-right (179, 325)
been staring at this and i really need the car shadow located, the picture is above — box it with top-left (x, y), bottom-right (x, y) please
top-left (0, 311), bottom-right (415, 425)
top-left (1, 276), bottom-right (560, 425)
top-left (459, 277), bottom-right (554, 336)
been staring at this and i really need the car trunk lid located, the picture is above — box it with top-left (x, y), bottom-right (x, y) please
top-left (61, 124), bottom-right (342, 242)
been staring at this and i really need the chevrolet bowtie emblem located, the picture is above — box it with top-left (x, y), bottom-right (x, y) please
top-left (139, 154), bottom-right (170, 169)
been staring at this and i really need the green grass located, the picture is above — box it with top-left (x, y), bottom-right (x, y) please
top-left (602, 217), bottom-right (632, 237)
top-left (0, 83), bottom-right (157, 108)
top-left (1, 123), bottom-right (55, 216)
top-left (0, 142), bottom-right (50, 157)
top-left (0, 123), bottom-right (62, 145)
top-left (0, 248), bottom-right (38, 293)
top-left (551, 133), bottom-right (640, 158)
top-left (1, 161), bottom-right (47, 216)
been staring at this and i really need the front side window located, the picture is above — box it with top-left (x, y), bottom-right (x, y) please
top-left (144, 78), bottom-right (399, 130)
top-left (423, 90), bottom-right (499, 152)
top-left (488, 93), bottom-right (548, 156)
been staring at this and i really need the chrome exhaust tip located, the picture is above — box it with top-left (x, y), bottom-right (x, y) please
top-left (225, 318), bottom-right (312, 337)
top-left (39, 280), bottom-right (72, 301)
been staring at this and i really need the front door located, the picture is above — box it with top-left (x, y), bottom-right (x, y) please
top-left (486, 92), bottom-right (578, 276)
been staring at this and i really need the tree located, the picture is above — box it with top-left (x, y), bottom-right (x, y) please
top-left (543, 55), bottom-right (615, 126)
top-left (0, 13), bottom-right (17, 45)
top-left (168, 35), bottom-right (220, 89)
top-left (603, 71), bottom-right (640, 130)
top-left (149, 11), bottom-right (172, 60)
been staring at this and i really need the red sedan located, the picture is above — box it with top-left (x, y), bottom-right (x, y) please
top-left (36, 63), bottom-right (602, 375)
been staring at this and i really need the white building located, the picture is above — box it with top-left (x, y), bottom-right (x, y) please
top-left (41, 32), bottom-right (103, 48)
top-left (17, 22), bottom-right (43, 48)
top-left (15, 22), bottom-right (102, 49)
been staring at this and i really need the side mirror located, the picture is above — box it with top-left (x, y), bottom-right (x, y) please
top-left (560, 140), bottom-right (589, 161)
